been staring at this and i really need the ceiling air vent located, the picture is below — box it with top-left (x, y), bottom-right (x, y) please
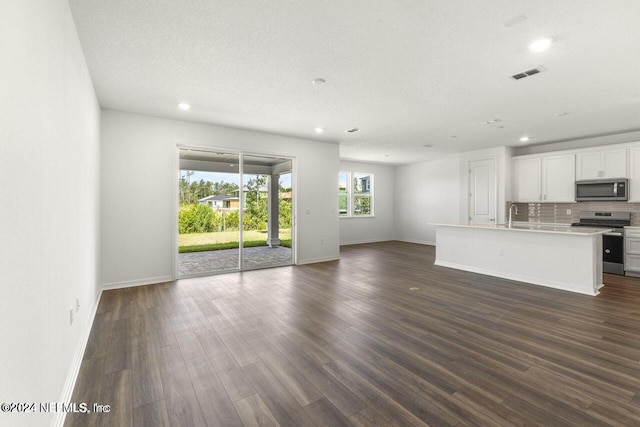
top-left (344, 128), bottom-right (361, 134)
top-left (511, 67), bottom-right (545, 80)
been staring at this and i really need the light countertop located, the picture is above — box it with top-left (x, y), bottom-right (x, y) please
top-left (435, 222), bottom-right (612, 236)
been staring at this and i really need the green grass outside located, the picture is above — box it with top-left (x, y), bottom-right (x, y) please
top-left (179, 239), bottom-right (292, 253)
top-left (179, 229), bottom-right (292, 253)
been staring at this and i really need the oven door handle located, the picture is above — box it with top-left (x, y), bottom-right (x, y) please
top-left (604, 231), bottom-right (623, 236)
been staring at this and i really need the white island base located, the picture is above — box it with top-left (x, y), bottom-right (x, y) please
top-left (435, 224), bottom-right (608, 296)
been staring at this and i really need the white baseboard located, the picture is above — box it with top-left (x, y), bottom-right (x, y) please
top-left (296, 255), bottom-right (340, 265)
top-left (101, 275), bottom-right (173, 291)
top-left (52, 289), bottom-right (103, 427)
top-left (434, 260), bottom-right (600, 296)
top-left (339, 237), bottom-right (395, 246)
top-left (396, 238), bottom-right (435, 246)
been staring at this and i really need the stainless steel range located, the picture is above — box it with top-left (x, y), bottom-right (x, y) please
top-left (571, 211), bottom-right (631, 275)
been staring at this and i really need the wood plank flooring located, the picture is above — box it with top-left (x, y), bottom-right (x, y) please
top-left (65, 241), bottom-right (640, 426)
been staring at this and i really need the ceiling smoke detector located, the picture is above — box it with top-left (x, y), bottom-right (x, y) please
top-left (511, 67), bottom-right (545, 80)
top-left (344, 128), bottom-right (361, 134)
top-left (503, 15), bottom-right (527, 29)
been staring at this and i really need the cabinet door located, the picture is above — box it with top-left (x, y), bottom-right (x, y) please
top-left (576, 148), bottom-right (627, 180)
top-left (542, 154), bottom-right (575, 202)
top-left (625, 254), bottom-right (640, 273)
top-left (513, 157), bottom-right (541, 202)
top-left (626, 238), bottom-right (640, 255)
top-left (629, 146), bottom-right (640, 202)
top-left (576, 151), bottom-right (602, 180)
top-left (602, 148), bottom-right (627, 178)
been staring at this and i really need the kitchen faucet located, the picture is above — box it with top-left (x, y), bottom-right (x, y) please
top-left (508, 204), bottom-right (518, 228)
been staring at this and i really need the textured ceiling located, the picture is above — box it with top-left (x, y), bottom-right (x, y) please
top-left (68, 0), bottom-right (640, 164)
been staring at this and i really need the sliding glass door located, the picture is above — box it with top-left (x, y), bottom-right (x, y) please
top-left (177, 148), bottom-right (294, 278)
top-left (241, 155), bottom-right (293, 270)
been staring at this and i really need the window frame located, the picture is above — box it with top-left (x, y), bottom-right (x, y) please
top-left (339, 171), bottom-right (374, 217)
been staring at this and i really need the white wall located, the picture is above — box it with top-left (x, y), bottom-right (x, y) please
top-left (100, 110), bottom-right (340, 287)
top-left (394, 147), bottom-right (511, 245)
top-left (339, 161), bottom-right (395, 245)
top-left (394, 156), bottom-right (462, 245)
top-left (0, 1), bottom-right (101, 426)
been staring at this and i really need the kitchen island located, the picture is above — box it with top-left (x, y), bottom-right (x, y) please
top-left (435, 223), bottom-right (610, 296)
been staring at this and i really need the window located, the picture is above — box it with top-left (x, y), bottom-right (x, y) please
top-left (339, 171), bottom-right (374, 217)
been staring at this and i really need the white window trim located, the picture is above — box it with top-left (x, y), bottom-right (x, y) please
top-left (339, 171), bottom-right (374, 217)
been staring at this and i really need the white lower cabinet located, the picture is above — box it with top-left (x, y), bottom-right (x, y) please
top-left (625, 227), bottom-right (640, 276)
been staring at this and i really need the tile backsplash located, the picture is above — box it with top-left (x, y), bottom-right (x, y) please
top-left (508, 202), bottom-right (640, 226)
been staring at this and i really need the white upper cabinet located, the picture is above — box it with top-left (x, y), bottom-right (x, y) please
top-left (575, 147), bottom-right (627, 180)
top-left (513, 157), bottom-right (541, 202)
top-left (542, 154), bottom-right (576, 202)
top-left (628, 145), bottom-right (640, 202)
top-left (513, 153), bottom-right (575, 203)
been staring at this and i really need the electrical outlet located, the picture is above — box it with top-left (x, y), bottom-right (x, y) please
top-left (498, 249), bottom-right (504, 256)
top-left (320, 238), bottom-right (325, 245)
top-left (76, 296), bottom-right (80, 312)
top-left (566, 209), bottom-right (572, 215)
top-left (69, 309), bottom-right (74, 325)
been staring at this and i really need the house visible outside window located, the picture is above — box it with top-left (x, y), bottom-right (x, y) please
top-left (339, 171), bottom-right (374, 217)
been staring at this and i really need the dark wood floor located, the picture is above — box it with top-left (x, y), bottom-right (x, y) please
top-left (65, 241), bottom-right (640, 426)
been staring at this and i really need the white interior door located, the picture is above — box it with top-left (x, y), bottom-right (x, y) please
top-left (468, 158), bottom-right (496, 224)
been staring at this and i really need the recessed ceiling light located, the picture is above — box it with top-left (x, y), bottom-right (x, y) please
top-left (450, 135), bottom-right (457, 138)
top-left (345, 128), bottom-right (360, 134)
top-left (423, 144), bottom-right (434, 148)
top-left (312, 78), bottom-right (326, 85)
top-left (555, 112), bottom-right (570, 117)
top-left (520, 136), bottom-right (530, 142)
top-left (529, 37), bottom-right (553, 52)
top-left (178, 103), bottom-right (191, 111)
top-left (314, 127), bottom-right (324, 134)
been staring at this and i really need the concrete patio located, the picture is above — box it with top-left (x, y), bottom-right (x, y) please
top-left (178, 246), bottom-right (292, 276)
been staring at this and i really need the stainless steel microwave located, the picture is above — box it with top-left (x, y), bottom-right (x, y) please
top-left (575, 179), bottom-right (628, 201)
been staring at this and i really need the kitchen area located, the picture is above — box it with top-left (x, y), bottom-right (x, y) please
top-left (435, 141), bottom-right (640, 295)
